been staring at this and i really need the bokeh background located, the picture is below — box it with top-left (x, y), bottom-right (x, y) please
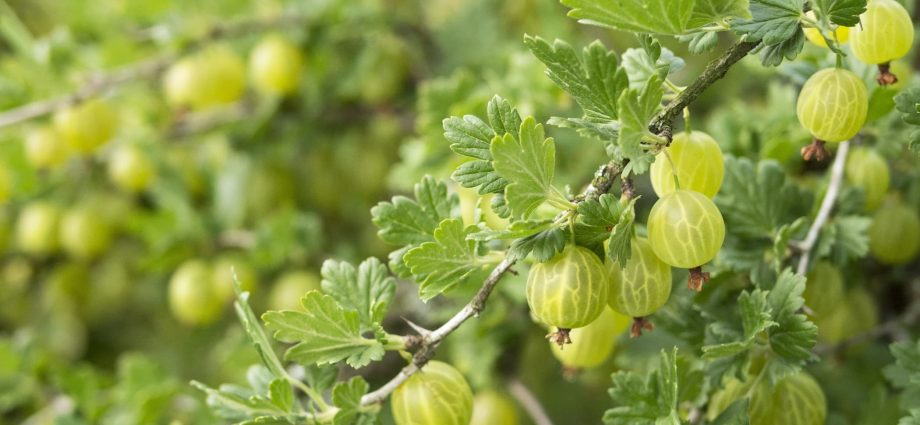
top-left (1, 0), bottom-right (918, 424)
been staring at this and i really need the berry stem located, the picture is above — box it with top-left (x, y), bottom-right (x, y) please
top-left (629, 317), bottom-right (654, 338)
top-left (877, 62), bottom-right (899, 86)
top-left (546, 328), bottom-right (572, 348)
top-left (687, 266), bottom-right (710, 292)
top-left (801, 138), bottom-right (830, 162)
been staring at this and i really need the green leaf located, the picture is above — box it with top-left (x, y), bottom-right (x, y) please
top-left (320, 258), bottom-right (396, 330)
top-left (453, 160), bottom-right (508, 194)
top-left (710, 399), bottom-right (751, 425)
top-left (333, 377), bottom-right (375, 425)
top-left (815, 215), bottom-right (871, 266)
top-left (491, 117), bottom-right (561, 218)
top-left (755, 28), bottom-right (805, 66)
top-left (577, 194), bottom-right (637, 266)
top-left (404, 219), bottom-right (489, 300)
top-left (468, 219), bottom-right (554, 241)
top-left (547, 116), bottom-right (621, 141)
top-left (617, 75), bottom-right (664, 176)
top-left (487, 95), bottom-right (523, 139)
top-left (766, 270), bottom-right (817, 364)
top-left (715, 157), bottom-right (809, 239)
top-left (371, 177), bottom-right (457, 246)
top-left (886, 339), bottom-right (920, 416)
top-left (607, 199), bottom-right (637, 267)
top-left (702, 289), bottom-right (775, 359)
top-left (733, 0), bottom-right (804, 45)
top-left (192, 381), bottom-right (287, 422)
top-left (524, 36), bottom-right (627, 122)
top-left (509, 227), bottom-right (566, 262)
top-left (604, 347), bottom-right (680, 425)
top-left (268, 379), bottom-right (293, 412)
top-left (678, 31), bottom-right (720, 54)
top-left (690, 0), bottom-right (752, 26)
top-left (262, 291), bottom-right (385, 368)
top-left (621, 36), bottom-right (685, 90)
top-left (895, 88), bottom-right (920, 126)
top-left (443, 101), bottom-right (512, 195)
top-left (561, 0), bottom-right (695, 35)
top-left (814, 0), bottom-right (867, 26)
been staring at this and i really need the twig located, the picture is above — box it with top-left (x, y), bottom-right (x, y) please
top-left (648, 40), bottom-right (760, 136)
top-left (359, 258), bottom-right (517, 405)
top-left (508, 378), bottom-right (555, 425)
top-left (0, 14), bottom-right (309, 129)
top-left (793, 141), bottom-right (850, 275)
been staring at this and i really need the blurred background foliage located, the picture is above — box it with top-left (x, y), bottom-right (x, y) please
top-left (0, 0), bottom-right (918, 424)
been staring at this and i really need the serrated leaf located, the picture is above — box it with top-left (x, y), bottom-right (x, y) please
top-left (453, 160), bottom-right (509, 194)
top-left (690, 0), bottom-right (752, 26)
top-left (491, 117), bottom-right (560, 218)
top-left (604, 347), bottom-right (680, 425)
top-left (621, 36), bottom-right (685, 89)
top-left (332, 377), bottom-right (375, 425)
top-left (443, 115), bottom-right (495, 159)
top-left (562, 0), bottom-right (695, 35)
top-left (710, 398), bottom-right (751, 425)
top-left (715, 157), bottom-right (809, 239)
top-left (524, 36), bottom-right (626, 122)
top-left (814, 0), bottom-right (867, 26)
top-left (702, 289), bottom-right (775, 360)
top-left (617, 75), bottom-right (664, 176)
top-left (320, 257), bottom-right (396, 330)
top-left (547, 116), bottom-right (621, 140)
top-left (678, 31), bottom-right (720, 54)
top-left (468, 219), bottom-right (554, 241)
top-left (896, 88), bottom-right (920, 125)
top-left (404, 219), bottom-right (488, 300)
top-left (733, 0), bottom-right (804, 45)
top-left (766, 270), bottom-right (817, 363)
top-left (371, 177), bottom-right (457, 246)
top-left (192, 381), bottom-right (287, 422)
top-left (268, 379), bottom-right (293, 412)
top-left (487, 95), bottom-right (523, 139)
top-left (509, 227), bottom-right (566, 261)
top-left (262, 292), bottom-right (385, 368)
top-left (755, 28), bottom-right (804, 66)
top-left (817, 215), bottom-right (871, 265)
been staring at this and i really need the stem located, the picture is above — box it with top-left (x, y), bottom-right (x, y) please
top-left (664, 79), bottom-right (685, 94)
top-left (509, 379), bottom-right (555, 425)
top-left (648, 40), bottom-right (760, 137)
top-left (793, 141), bottom-right (850, 275)
top-left (683, 107), bottom-right (692, 134)
top-left (663, 149), bottom-right (681, 189)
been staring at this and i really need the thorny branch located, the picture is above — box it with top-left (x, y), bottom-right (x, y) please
top-left (360, 38), bottom-right (761, 407)
top-left (0, 14), bottom-right (309, 129)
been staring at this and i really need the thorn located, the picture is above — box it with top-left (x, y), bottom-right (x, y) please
top-left (402, 317), bottom-right (432, 337)
top-left (629, 317), bottom-right (654, 338)
top-left (801, 138), bottom-right (829, 162)
top-left (687, 266), bottom-right (710, 292)
top-left (546, 328), bottom-right (572, 348)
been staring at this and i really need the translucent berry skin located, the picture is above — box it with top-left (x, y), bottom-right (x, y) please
top-left (606, 238), bottom-right (672, 317)
top-left (550, 307), bottom-right (629, 368)
top-left (59, 206), bottom-right (113, 260)
top-left (845, 147), bottom-right (889, 211)
top-left (470, 391), bottom-right (519, 425)
top-left (648, 190), bottom-right (725, 268)
top-left (391, 361), bottom-right (473, 425)
top-left (850, 0), bottom-right (914, 65)
top-left (650, 130), bottom-right (724, 198)
top-left (802, 11), bottom-right (850, 48)
top-left (803, 261), bottom-right (844, 319)
top-left (796, 68), bottom-right (868, 143)
top-left (749, 372), bottom-right (827, 425)
top-left (168, 260), bottom-right (222, 326)
top-left (26, 127), bottom-right (69, 169)
top-left (526, 245), bottom-right (610, 329)
top-left (108, 145), bottom-right (155, 193)
top-left (869, 200), bottom-right (920, 265)
top-left (249, 34), bottom-right (304, 96)
top-left (16, 202), bottom-right (62, 255)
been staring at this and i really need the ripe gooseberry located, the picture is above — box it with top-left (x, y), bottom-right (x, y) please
top-left (526, 245), bottom-right (610, 344)
top-left (25, 127), bottom-right (69, 169)
top-left (108, 145), bottom-right (155, 193)
top-left (391, 361), bottom-right (473, 425)
top-left (606, 237), bottom-right (672, 321)
top-left (802, 261), bottom-right (844, 319)
top-left (868, 199), bottom-right (920, 265)
top-left (647, 189), bottom-right (725, 271)
top-left (550, 307), bottom-right (629, 369)
top-left (268, 270), bottom-right (321, 311)
top-left (16, 201), bottom-right (62, 256)
top-left (249, 34), bottom-right (304, 96)
top-left (849, 0), bottom-right (914, 85)
top-left (168, 260), bottom-right (223, 326)
top-left (796, 68), bottom-right (868, 147)
top-left (650, 130), bottom-right (724, 198)
top-left (845, 147), bottom-right (889, 211)
top-left (59, 205), bottom-right (113, 260)
top-left (470, 391), bottom-right (519, 425)
top-left (749, 372), bottom-right (827, 425)
top-left (53, 99), bottom-right (118, 154)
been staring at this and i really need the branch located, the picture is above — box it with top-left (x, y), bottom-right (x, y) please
top-left (0, 14), bottom-right (309, 129)
top-left (360, 162), bottom-right (625, 406)
top-left (648, 40), bottom-right (760, 136)
top-left (793, 141), bottom-right (850, 275)
top-left (509, 378), bottom-right (555, 425)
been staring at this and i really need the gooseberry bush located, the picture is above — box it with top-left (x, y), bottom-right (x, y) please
top-left (2, 0), bottom-right (920, 424)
